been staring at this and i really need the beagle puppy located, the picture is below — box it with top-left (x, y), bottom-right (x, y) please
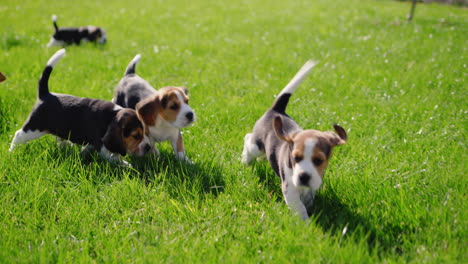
top-left (47, 15), bottom-right (107, 47)
top-left (242, 61), bottom-right (347, 220)
top-left (9, 49), bottom-right (152, 166)
top-left (113, 54), bottom-right (195, 162)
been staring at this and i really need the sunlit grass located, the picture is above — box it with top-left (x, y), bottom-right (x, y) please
top-left (0, 0), bottom-right (466, 262)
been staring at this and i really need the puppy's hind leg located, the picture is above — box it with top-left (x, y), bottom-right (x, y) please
top-left (9, 129), bottom-right (47, 151)
top-left (241, 133), bottom-right (263, 165)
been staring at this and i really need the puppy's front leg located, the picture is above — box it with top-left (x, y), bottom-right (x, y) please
top-left (99, 146), bottom-right (131, 167)
top-left (301, 190), bottom-right (316, 213)
top-left (171, 131), bottom-right (192, 163)
top-left (57, 137), bottom-right (74, 148)
top-left (148, 145), bottom-right (160, 156)
top-left (146, 138), bottom-right (160, 156)
top-left (283, 181), bottom-right (309, 220)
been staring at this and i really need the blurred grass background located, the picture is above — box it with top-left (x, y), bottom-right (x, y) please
top-left (0, 0), bottom-right (466, 262)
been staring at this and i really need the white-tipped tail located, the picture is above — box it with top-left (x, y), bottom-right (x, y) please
top-left (278, 60), bottom-right (318, 96)
top-left (52, 14), bottom-right (57, 22)
top-left (47, 49), bottom-right (66, 67)
top-left (131, 54), bottom-right (141, 66)
top-left (124, 54), bottom-right (142, 75)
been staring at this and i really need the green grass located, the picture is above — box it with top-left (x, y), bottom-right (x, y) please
top-left (1, 0), bottom-right (466, 262)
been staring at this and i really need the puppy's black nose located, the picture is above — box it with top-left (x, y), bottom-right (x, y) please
top-left (144, 144), bottom-right (152, 153)
top-left (299, 173), bottom-right (311, 185)
top-left (186, 112), bottom-right (194, 122)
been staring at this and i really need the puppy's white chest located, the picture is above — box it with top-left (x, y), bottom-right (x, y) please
top-left (149, 119), bottom-right (179, 142)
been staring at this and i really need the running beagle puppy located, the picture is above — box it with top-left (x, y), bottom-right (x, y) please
top-left (9, 49), bottom-right (152, 166)
top-left (113, 54), bottom-right (195, 162)
top-left (242, 61), bottom-right (347, 220)
top-left (47, 15), bottom-right (107, 47)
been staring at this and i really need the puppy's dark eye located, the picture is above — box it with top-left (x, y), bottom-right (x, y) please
top-left (170, 104), bottom-right (179, 110)
top-left (133, 134), bottom-right (142, 140)
top-left (312, 157), bottom-right (324, 166)
top-left (294, 156), bottom-right (302, 163)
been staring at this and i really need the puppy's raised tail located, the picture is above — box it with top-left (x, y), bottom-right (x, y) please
top-left (38, 49), bottom-right (66, 99)
top-left (52, 14), bottom-right (59, 32)
top-left (271, 60), bottom-right (318, 114)
top-left (124, 54), bottom-right (141, 76)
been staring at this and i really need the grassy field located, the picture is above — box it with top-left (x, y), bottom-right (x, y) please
top-left (1, 0), bottom-right (466, 262)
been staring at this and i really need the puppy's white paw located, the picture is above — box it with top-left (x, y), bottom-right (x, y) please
top-left (8, 144), bottom-right (16, 152)
top-left (177, 152), bottom-right (193, 164)
top-left (119, 159), bottom-right (132, 168)
top-left (100, 146), bottom-right (132, 167)
top-left (241, 152), bottom-right (250, 165)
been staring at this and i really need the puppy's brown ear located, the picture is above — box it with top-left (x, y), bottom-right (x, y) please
top-left (181, 86), bottom-right (188, 96)
top-left (160, 94), bottom-right (169, 109)
top-left (273, 116), bottom-right (293, 143)
top-left (0, 72), bottom-right (6, 82)
top-left (102, 119), bottom-right (126, 156)
top-left (327, 124), bottom-right (347, 146)
top-left (136, 95), bottom-right (159, 126)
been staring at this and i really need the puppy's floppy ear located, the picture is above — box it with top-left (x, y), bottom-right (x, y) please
top-left (0, 72), bottom-right (6, 82)
top-left (88, 27), bottom-right (102, 40)
top-left (160, 95), bottom-right (168, 109)
top-left (326, 124), bottom-right (347, 146)
top-left (136, 95), bottom-right (159, 126)
top-left (102, 119), bottom-right (126, 156)
top-left (181, 86), bottom-right (188, 96)
top-left (273, 116), bottom-right (293, 143)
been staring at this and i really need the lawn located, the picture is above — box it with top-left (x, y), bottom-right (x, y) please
top-left (0, 0), bottom-right (466, 262)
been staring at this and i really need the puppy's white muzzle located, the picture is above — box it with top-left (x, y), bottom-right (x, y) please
top-left (173, 106), bottom-right (196, 128)
top-left (292, 163), bottom-right (323, 191)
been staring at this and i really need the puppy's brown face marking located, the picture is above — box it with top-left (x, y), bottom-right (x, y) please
top-left (273, 116), bottom-right (347, 190)
top-left (136, 86), bottom-right (195, 130)
top-left (123, 126), bottom-right (144, 154)
top-left (291, 131), bottom-right (333, 178)
top-left (116, 109), bottom-right (150, 156)
top-left (160, 90), bottom-right (182, 123)
top-left (312, 146), bottom-right (328, 177)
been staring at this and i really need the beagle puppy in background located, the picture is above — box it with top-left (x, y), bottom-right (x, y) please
top-left (242, 61), bottom-right (347, 220)
top-left (9, 49), bottom-right (152, 166)
top-left (113, 54), bottom-right (195, 162)
top-left (47, 15), bottom-right (107, 47)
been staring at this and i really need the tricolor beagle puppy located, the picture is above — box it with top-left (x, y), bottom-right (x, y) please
top-left (242, 61), bottom-right (347, 220)
top-left (9, 49), bottom-right (152, 166)
top-left (113, 54), bottom-right (195, 162)
top-left (47, 15), bottom-right (107, 47)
